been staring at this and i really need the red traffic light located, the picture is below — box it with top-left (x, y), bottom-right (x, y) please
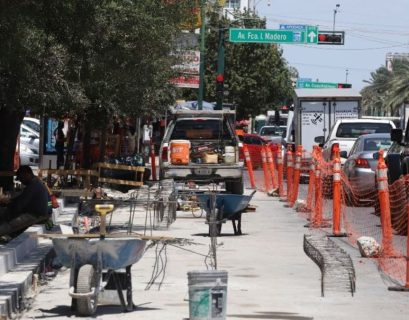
top-left (318, 31), bottom-right (345, 45)
top-left (216, 74), bottom-right (224, 83)
top-left (337, 83), bottom-right (352, 88)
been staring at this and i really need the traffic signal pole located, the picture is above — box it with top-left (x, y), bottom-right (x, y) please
top-left (198, 0), bottom-right (206, 110)
top-left (215, 27), bottom-right (225, 110)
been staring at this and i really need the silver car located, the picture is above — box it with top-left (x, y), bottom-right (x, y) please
top-left (258, 125), bottom-right (286, 145)
top-left (343, 133), bottom-right (392, 190)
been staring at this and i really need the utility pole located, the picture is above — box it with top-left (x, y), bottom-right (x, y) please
top-left (198, 0), bottom-right (206, 110)
top-left (215, 26), bottom-right (225, 110)
top-left (333, 4), bottom-right (340, 32)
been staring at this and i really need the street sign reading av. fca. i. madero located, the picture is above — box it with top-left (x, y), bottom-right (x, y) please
top-left (229, 27), bottom-right (319, 44)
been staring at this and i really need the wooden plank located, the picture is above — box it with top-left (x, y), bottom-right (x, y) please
top-left (95, 162), bottom-right (145, 172)
top-left (38, 169), bottom-right (99, 176)
top-left (98, 177), bottom-right (143, 186)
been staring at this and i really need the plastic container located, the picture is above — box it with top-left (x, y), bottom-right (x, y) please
top-left (224, 146), bottom-right (236, 164)
top-left (187, 270), bottom-right (228, 320)
top-left (170, 140), bottom-right (190, 165)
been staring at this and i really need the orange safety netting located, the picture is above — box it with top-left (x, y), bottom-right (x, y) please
top-left (243, 142), bottom-right (409, 287)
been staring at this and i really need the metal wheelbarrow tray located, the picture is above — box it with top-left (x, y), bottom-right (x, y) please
top-left (196, 190), bottom-right (256, 235)
top-left (52, 236), bottom-right (146, 316)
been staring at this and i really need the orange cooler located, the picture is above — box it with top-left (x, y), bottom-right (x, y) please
top-left (170, 140), bottom-right (191, 165)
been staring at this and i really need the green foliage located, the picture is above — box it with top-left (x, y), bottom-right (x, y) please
top-left (362, 60), bottom-right (409, 116)
top-left (0, 0), bottom-right (193, 122)
top-left (204, 9), bottom-right (294, 119)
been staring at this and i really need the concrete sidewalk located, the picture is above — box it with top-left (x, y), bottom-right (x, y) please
top-left (23, 190), bottom-right (409, 319)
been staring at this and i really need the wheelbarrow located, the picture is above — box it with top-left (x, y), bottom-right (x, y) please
top-left (51, 204), bottom-right (147, 316)
top-left (196, 190), bottom-right (256, 235)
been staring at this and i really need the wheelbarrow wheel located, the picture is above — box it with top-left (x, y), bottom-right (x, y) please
top-left (76, 264), bottom-right (98, 316)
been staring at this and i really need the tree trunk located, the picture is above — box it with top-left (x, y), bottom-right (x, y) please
top-left (0, 109), bottom-right (24, 190)
top-left (64, 119), bottom-right (79, 170)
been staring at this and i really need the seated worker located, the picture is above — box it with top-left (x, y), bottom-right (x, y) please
top-left (0, 166), bottom-right (51, 237)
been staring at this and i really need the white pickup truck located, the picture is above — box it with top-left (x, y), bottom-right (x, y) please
top-left (159, 108), bottom-right (244, 194)
top-left (316, 119), bottom-right (396, 163)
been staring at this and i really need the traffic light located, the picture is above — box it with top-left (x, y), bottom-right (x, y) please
top-left (337, 83), bottom-right (352, 88)
top-left (215, 74), bottom-right (224, 110)
top-left (317, 31), bottom-right (345, 45)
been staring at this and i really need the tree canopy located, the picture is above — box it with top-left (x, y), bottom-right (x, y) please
top-left (361, 59), bottom-right (409, 116)
top-left (0, 0), bottom-right (192, 176)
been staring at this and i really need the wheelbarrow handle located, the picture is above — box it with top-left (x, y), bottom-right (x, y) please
top-left (95, 204), bottom-right (114, 237)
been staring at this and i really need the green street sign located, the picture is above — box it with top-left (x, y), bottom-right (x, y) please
top-left (229, 28), bottom-right (306, 44)
top-left (305, 26), bottom-right (318, 44)
top-left (297, 81), bottom-right (339, 89)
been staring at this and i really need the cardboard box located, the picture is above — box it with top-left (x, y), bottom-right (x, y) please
top-left (203, 153), bottom-right (218, 164)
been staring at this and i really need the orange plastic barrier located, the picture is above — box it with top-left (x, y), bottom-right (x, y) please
top-left (261, 146), bottom-right (271, 193)
top-left (313, 147), bottom-right (323, 227)
top-left (266, 146), bottom-right (278, 190)
top-left (332, 145), bottom-right (342, 235)
top-left (286, 145), bottom-right (294, 203)
top-left (243, 144), bottom-right (256, 189)
top-left (290, 145), bottom-right (302, 207)
top-left (305, 146), bottom-right (317, 213)
top-left (276, 145), bottom-right (285, 197)
top-left (376, 150), bottom-right (393, 256)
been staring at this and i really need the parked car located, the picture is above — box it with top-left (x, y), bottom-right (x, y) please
top-left (317, 119), bottom-right (396, 164)
top-left (19, 140), bottom-right (40, 166)
top-left (343, 133), bottom-right (392, 190)
top-left (258, 125), bottom-right (286, 145)
top-left (19, 122), bottom-right (40, 167)
top-left (22, 117), bottom-right (40, 133)
top-left (159, 108), bottom-right (244, 194)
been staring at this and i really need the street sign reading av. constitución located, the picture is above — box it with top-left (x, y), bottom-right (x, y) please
top-left (297, 81), bottom-right (339, 89)
top-left (229, 27), bottom-right (318, 44)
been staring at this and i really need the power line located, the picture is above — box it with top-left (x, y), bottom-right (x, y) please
top-left (282, 42), bottom-right (409, 51)
top-left (264, 13), bottom-right (409, 32)
top-left (289, 62), bottom-right (372, 72)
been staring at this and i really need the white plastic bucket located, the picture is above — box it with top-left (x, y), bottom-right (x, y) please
top-left (224, 146), bottom-right (236, 164)
top-left (187, 270), bottom-right (228, 320)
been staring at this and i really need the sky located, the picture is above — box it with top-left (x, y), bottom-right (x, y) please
top-left (255, 0), bottom-right (409, 90)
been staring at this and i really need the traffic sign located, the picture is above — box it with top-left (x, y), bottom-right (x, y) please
top-left (306, 26), bottom-right (318, 44)
top-left (229, 28), bottom-right (305, 44)
top-left (297, 81), bottom-right (339, 89)
top-left (298, 78), bottom-right (313, 82)
top-left (279, 24), bottom-right (307, 31)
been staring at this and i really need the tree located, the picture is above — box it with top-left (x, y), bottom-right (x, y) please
top-left (362, 60), bottom-right (409, 116)
top-left (0, 0), bottom-right (192, 177)
top-left (203, 8), bottom-right (294, 119)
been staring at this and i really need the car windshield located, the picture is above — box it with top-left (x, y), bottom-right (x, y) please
top-left (363, 138), bottom-right (392, 151)
top-left (336, 123), bottom-right (392, 138)
top-left (23, 120), bottom-right (40, 132)
top-left (260, 127), bottom-right (286, 136)
top-left (170, 119), bottom-right (232, 140)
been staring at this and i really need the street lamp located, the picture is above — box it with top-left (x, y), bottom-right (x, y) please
top-left (333, 4), bottom-right (340, 32)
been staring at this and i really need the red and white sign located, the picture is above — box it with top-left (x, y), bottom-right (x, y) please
top-left (170, 75), bottom-right (199, 89)
top-left (170, 50), bottom-right (200, 88)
